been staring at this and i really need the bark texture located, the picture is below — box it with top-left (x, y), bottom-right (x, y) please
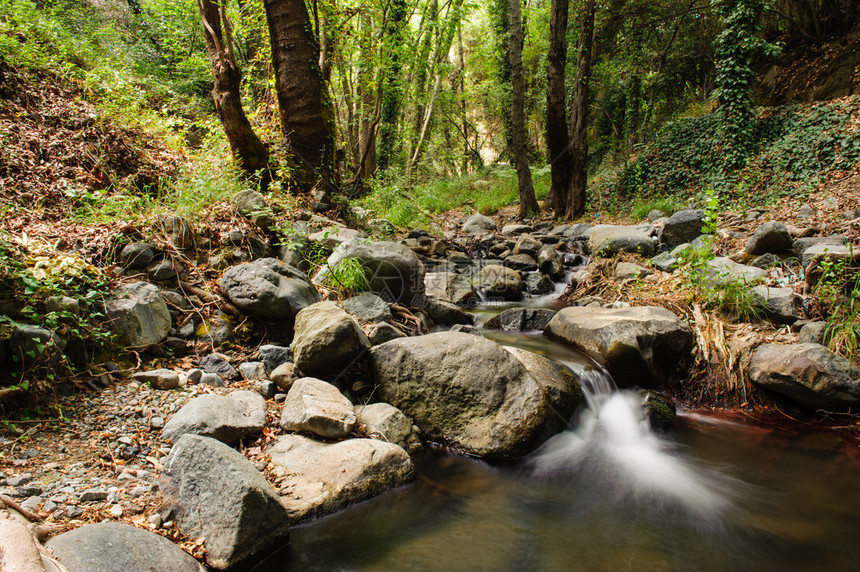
top-left (566, 0), bottom-right (596, 219)
top-left (545, 0), bottom-right (570, 215)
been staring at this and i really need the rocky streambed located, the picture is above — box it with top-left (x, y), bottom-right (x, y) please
top-left (1, 194), bottom-right (859, 571)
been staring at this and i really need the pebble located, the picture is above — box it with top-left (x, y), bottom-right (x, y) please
top-left (148, 513), bottom-right (163, 528)
top-left (109, 504), bottom-right (124, 518)
top-left (20, 495), bottom-right (42, 512)
top-left (80, 489), bottom-right (109, 502)
top-left (7, 474), bottom-right (33, 486)
top-left (66, 506), bottom-right (83, 518)
top-left (150, 416), bottom-right (165, 429)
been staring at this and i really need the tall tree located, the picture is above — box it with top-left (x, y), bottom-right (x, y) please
top-left (508, 0), bottom-right (540, 218)
top-left (378, 0), bottom-right (409, 172)
top-left (262, 0), bottom-right (335, 191)
top-left (566, 0), bottom-right (596, 219)
top-left (545, 0), bottom-right (570, 215)
top-left (196, 0), bottom-right (268, 176)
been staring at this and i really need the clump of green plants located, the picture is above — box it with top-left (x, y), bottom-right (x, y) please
top-left (813, 250), bottom-right (860, 363)
top-left (323, 257), bottom-right (369, 299)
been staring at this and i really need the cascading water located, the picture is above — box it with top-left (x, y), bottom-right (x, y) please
top-left (529, 363), bottom-right (738, 522)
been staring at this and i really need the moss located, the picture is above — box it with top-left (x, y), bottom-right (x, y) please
top-left (641, 390), bottom-right (677, 431)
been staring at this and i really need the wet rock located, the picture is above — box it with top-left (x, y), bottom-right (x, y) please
top-left (370, 332), bottom-right (582, 459)
top-left (476, 264), bottom-right (522, 301)
top-left (46, 522), bottom-right (202, 572)
top-left (589, 225), bottom-right (655, 258)
top-left (200, 353), bottom-right (238, 380)
top-left (104, 282), bottom-right (171, 347)
top-left (267, 434), bottom-right (414, 521)
top-left (422, 298), bottom-right (475, 325)
top-left (269, 362), bottom-right (297, 392)
top-left (340, 293), bottom-right (392, 323)
top-left (504, 253), bottom-right (538, 271)
top-left (119, 242), bottom-right (157, 270)
top-left (513, 234), bottom-right (542, 258)
top-left (484, 308), bottom-right (557, 331)
top-left (321, 241), bottom-right (426, 305)
top-left (537, 246), bottom-right (564, 279)
top-left (462, 213), bottom-right (497, 233)
top-left (641, 391), bottom-right (677, 430)
top-left (525, 273), bottom-right (555, 295)
top-left (291, 302), bottom-right (371, 377)
top-left (367, 322), bottom-right (407, 345)
top-left (220, 258), bottom-right (320, 320)
top-left (259, 344), bottom-right (293, 375)
top-left (659, 209), bottom-right (705, 248)
top-left (747, 286), bottom-right (801, 323)
top-left (279, 377), bottom-right (356, 438)
top-left (160, 434), bottom-right (291, 570)
top-left (745, 221), bottom-right (794, 255)
top-left (749, 343), bottom-right (860, 411)
top-left (162, 390), bottom-right (266, 444)
top-left (704, 257), bottom-right (766, 288)
top-left (132, 369), bottom-right (179, 390)
top-left (546, 306), bottom-right (694, 388)
top-left (355, 403), bottom-right (422, 453)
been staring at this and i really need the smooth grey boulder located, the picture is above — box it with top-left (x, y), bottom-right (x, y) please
top-left (462, 213), bottom-right (497, 233)
top-left (291, 302), bottom-right (371, 377)
top-left (259, 344), bottom-right (292, 375)
top-left (355, 402), bottom-right (422, 453)
top-left (476, 264), bottom-right (523, 301)
top-left (747, 286), bottom-right (801, 323)
top-left (279, 377), bottom-right (356, 438)
top-left (615, 262), bottom-right (651, 281)
top-left (749, 343), bottom-right (860, 411)
top-left (160, 435), bottom-right (291, 570)
top-left (589, 225), bottom-right (655, 258)
top-left (659, 209), bottom-right (704, 248)
top-left (46, 522), bottom-right (203, 572)
top-left (220, 258), bottom-right (320, 320)
top-left (504, 253), bottom-right (538, 271)
top-left (484, 308), bottom-right (556, 331)
top-left (537, 246), bottom-right (564, 279)
top-left (199, 352), bottom-right (238, 380)
top-left (745, 221), bottom-right (793, 255)
top-left (501, 224), bottom-right (532, 235)
top-left (119, 242), bottom-right (157, 270)
top-left (340, 293), bottom-right (392, 323)
top-left (323, 241), bottom-right (426, 305)
top-left (704, 257), bottom-right (766, 287)
top-left (105, 282), bottom-right (171, 347)
top-left (162, 390), bottom-right (266, 444)
top-left (422, 297), bottom-right (475, 325)
top-left (546, 306), bottom-right (694, 388)
top-left (513, 234), bottom-right (542, 258)
top-left (307, 226), bottom-right (365, 250)
top-left (132, 369), bottom-right (179, 390)
top-left (367, 322), bottom-right (407, 345)
top-left (267, 434), bottom-right (414, 521)
top-left (369, 332), bottom-right (582, 458)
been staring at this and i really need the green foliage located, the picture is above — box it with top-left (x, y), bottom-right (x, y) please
top-left (630, 197), bottom-right (686, 221)
top-left (814, 249), bottom-right (860, 362)
top-left (324, 257), bottom-right (370, 299)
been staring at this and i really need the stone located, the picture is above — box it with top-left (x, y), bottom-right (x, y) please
top-left (279, 377), bottom-right (356, 438)
top-left (797, 204), bottom-right (816, 218)
top-left (104, 282), bottom-right (171, 347)
top-left (119, 242), bottom-right (157, 270)
top-left (132, 369), bottom-right (179, 390)
top-left (650, 252), bottom-right (678, 272)
top-left (793, 236), bottom-right (844, 259)
top-left (321, 241), bottom-right (426, 305)
top-left (422, 298), bottom-right (475, 325)
top-left (146, 258), bottom-right (179, 281)
top-left (200, 372), bottom-right (225, 387)
top-left (462, 213), bottom-right (497, 233)
top-left (256, 380), bottom-right (277, 399)
top-left (799, 321), bottom-right (828, 344)
top-left (291, 302), bottom-right (371, 377)
top-left (563, 223), bottom-right (592, 238)
top-left (476, 264), bottom-right (522, 301)
top-left (647, 209), bottom-right (664, 222)
top-left (504, 253), bottom-right (538, 271)
top-left (659, 209), bottom-right (705, 248)
top-left (185, 368), bottom-right (203, 385)
top-left (513, 234), bottom-right (542, 258)
top-left (307, 227), bottom-right (365, 250)
top-left (801, 243), bottom-right (857, 270)
top-left (340, 293), bottom-right (392, 323)
top-left (368, 218), bottom-right (396, 235)
top-left (524, 273), bottom-right (555, 295)
top-left (199, 353), bottom-right (238, 380)
top-left (8, 324), bottom-right (66, 366)
top-left (370, 332), bottom-right (582, 458)
top-left (267, 434), bottom-right (414, 521)
top-left (160, 434), bottom-right (291, 570)
top-left (501, 224), bottom-right (533, 235)
top-left (749, 343), bottom-right (860, 411)
top-left (155, 214), bottom-right (196, 250)
top-left (484, 308), bottom-right (557, 331)
top-left (750, 253), bottom-right (778, 269)
top-left (704, 257), bottom-right (767, 288)
top-left (546, 306), bottom-right (694, 388)
top-left (269, 362), bottom-right (297, 391)
top-left (220, 258), bottom-right (320, 320)
top-left (247, 348), bottom-right (287, 379)
top-left (745, 221), bottom-right (794, 255)
top-left (747, 286), bottom-right (800, 323)
top-left (233, 189), bottom-right (272, 230)
top-left (80, 489), bottom-right (109, 502)
top-left (589, 225), bottom-right (655, 258)
top-left (615, 262), bottom-right (651, 281)
top-left (0, 517), bottom-right (46, 572)
top-left (355, 403), bottom-right (422, 453)
top-left (537, 245), bottom-right (564, 279)
top-left (46, 522), bottom-right (202, 572)
top-left (367, 322), bottom-right (407, 345)
top-left (162, 390), bottom-right (266, 444)
top-left (45, 295), bottom-right (80, 316)
top-left (239, 361), bottom-right (266, 380)
top-left (642, 391), bottom-right (677, 431)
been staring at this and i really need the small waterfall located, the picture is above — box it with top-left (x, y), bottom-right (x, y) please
top-left (530, 363), bottom-right (737, 521)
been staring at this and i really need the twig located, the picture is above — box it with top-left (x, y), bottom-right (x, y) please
top-left (0, 493), bottom-right (44, 522)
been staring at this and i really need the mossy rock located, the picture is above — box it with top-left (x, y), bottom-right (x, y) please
top-left (641, 390), bottom-right (676, 430)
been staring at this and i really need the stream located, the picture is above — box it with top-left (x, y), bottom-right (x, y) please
top-left (262, 291), bottom-right (860, 571)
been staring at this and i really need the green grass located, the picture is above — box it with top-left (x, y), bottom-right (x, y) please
top-left (629, 197), bottom-right (688, 220)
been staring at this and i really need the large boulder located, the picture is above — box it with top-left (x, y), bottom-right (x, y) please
top-left (745, 221), bottom-right (794, 255)
top-left (291, 301), bottom-right (371, 377)
top-left (104, 282), bottom-right (171, 347)
top-left (279, 377), bottom-right (356, 438)
top-left (512, 234), bottom-right (542, 258)
top-left (45, 522), bottom-right (203, 572)
top-left (589, 225), bottom-right (655, 258)
top-left (0, 517), bottom-right (48, 572)
top-left (747, 286), bottom-right (801, 324)
top-left (424, 272), bottom-right (478, 305)
top-left (160, 434), bottom-right (291, 570)
top-left (162, 390), bottom-right (266, 444)
top-left (545, 306), bottom-right (693, 388)
top-left (324, 241), bottom-right (426, 305)
top-left (355, 402), bottom-right (422, 453)
top-left (267, 434), bottom-right (414, 521)
top-left (369, 332), bottom-right (582, 458)
top-left (537, 245), bottom-right (564, 279)
top-left (307, 226), bottom-right (365, 250)
top-left (659, 209), bottom-right (705, 248)
top-left (220, 258), bottom-right (320, 320)
top-left (749, 343), bottom-right (860, 411)
top-left (703, 257), bottom-right (767, 288)
top-left (462, 213), bottom-right (497, 233)
top-left (475, 264), bottom-right (522, 301)
top-left (340, 293), bottom-right (391, 323)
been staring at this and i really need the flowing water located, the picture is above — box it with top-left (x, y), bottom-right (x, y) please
top-left (261, 301), bottom-right (860, 572)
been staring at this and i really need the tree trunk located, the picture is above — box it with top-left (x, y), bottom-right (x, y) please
top-left (565, 0), bottom-right (596, 220)
top-left (197, 0), bottom-right (268, 176)
top-left (545, 0), bottom-right (570, 215)
top-left (508, 0), bottom-right (539, 219)
top-left (378, 0), bottom-right (408, 171)
top-left (262, 0), bottom-right (335, 191)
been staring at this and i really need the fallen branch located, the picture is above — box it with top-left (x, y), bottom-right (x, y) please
top-left (179, 280), bottom-right (243, 319)
top-left (0, 494), bottom-right (43, 522)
